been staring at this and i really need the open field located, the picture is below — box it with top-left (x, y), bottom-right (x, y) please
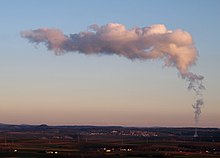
top-left (0, 124), bottom-right (220, 157)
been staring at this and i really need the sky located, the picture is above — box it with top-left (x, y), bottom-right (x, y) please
top-left (0, 0), bottom-right (220, 127)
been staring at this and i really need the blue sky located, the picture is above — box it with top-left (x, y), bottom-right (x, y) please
top-left (0, 0), bottom-right (220, 127)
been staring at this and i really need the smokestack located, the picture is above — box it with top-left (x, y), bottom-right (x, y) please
top-left (21, 23), bottom-right (205, 126)
top-left (194, 128), bottom-right (198, 137)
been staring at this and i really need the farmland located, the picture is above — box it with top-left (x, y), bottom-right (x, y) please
top-left (0, 124), bottom-right (220, 157)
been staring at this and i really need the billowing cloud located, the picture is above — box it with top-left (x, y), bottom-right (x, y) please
top-left (21, 23), bottom-right (197, 75)
top-left (21, 23), bottom-right (205, 127)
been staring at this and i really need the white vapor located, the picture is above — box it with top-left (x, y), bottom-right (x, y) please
top-left (21, 23), bottom-right (205, 126)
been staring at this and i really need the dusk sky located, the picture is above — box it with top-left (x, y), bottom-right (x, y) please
top-left (0, 0), bottom-right (219, 127)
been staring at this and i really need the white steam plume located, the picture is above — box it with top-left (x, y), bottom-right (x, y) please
top-left (21, 23), bottom-right (205, 126)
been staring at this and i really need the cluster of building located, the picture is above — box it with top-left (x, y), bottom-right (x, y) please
top-left (98, 147), bottom-right (133, 153)
top-left (85, 129), bottom-right (159, 137)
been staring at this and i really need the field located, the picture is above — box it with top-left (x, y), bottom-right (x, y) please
top-left (0, 124), bottom-right (220, 157)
